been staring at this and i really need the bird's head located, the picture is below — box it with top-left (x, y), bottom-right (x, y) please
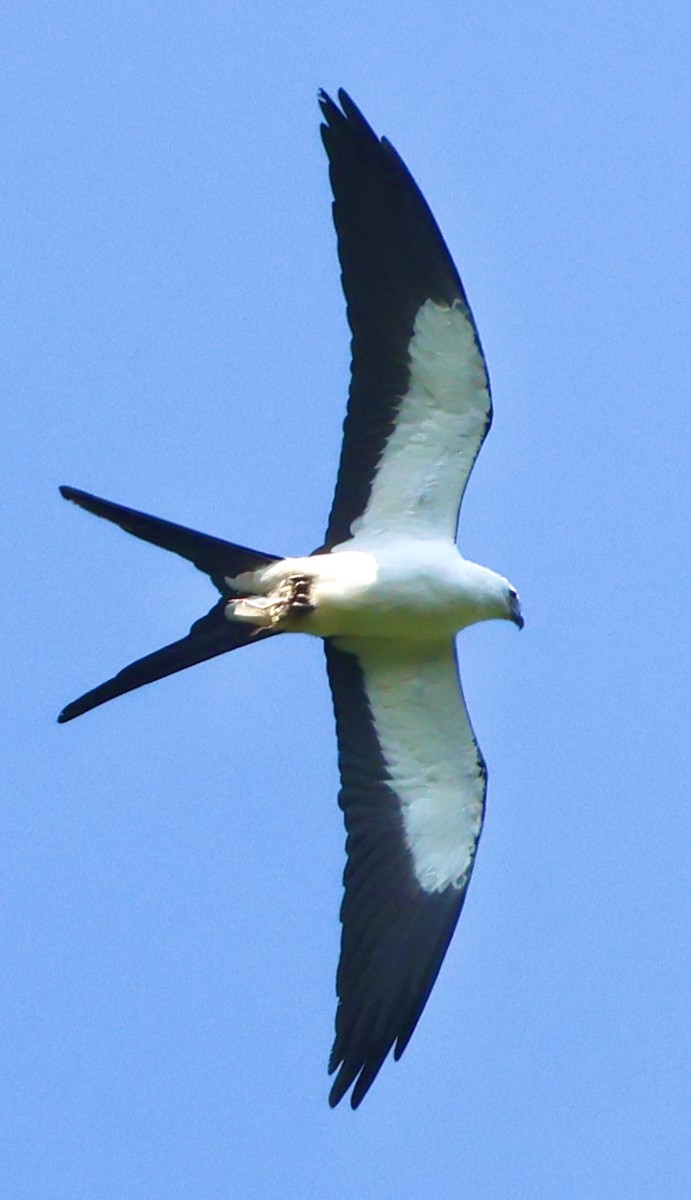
top-left (457, 560), bottom-right (524, 631)
top-left (506, 583), bottom-right (524, 630)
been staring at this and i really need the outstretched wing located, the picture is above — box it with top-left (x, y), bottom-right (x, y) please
top-left (324, 637), bottom-right (486, 1108)
top-left (319, 90), bottom-right (492, 548)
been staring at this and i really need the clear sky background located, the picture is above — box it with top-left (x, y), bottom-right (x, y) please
top-left (3, 2), bottom-right (690, 1197)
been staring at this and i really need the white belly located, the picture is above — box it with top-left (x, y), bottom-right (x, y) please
top-left (226, 537), bottom-right (503, 641)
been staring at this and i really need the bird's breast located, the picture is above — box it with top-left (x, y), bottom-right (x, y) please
top-left (233, 541), bottom-right (484, 640)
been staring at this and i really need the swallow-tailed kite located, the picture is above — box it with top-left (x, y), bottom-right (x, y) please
top-left (59, 90), bottom-right (522, 1108)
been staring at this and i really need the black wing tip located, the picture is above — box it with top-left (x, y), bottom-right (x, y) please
top-left (317, 87), bottom-right (339, 128)
top-left (327, 1063), bottom-right (359, 1109)
top-left (328, 1048), bottom-right (390, 1109)
top-left (317, 86), bottom-right (347, 112)
top-left (318, 88), bottom-right (376, 138)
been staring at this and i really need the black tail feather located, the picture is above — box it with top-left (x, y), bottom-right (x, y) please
top-left (58, 600), bottom-right (278, 723)
top-left (60, 486), bottom-right (279, 595)
top-left (59, 486), bottom-right (285, 722)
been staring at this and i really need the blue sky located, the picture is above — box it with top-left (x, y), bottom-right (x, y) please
top-left (3, 2), bottom-right (690, 1196)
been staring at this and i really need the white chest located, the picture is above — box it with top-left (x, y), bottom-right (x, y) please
top-left (227, 538), bottom-right (505, 641)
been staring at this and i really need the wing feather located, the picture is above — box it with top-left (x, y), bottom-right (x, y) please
top-left (319, 90), bottom-right (491, 546)
top-left (324, 637), bottom-right (486, 1107)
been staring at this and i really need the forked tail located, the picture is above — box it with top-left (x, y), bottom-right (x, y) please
top-left (58, 486), bottom-right (282, 723)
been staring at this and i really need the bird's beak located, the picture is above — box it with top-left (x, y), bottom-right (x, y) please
top-left (510, 594), bottom-right (524, 630)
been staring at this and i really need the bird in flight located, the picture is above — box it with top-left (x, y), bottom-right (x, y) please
top-left (59, 89), bottom-right (523, 1108)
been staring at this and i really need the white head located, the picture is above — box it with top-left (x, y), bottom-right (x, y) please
top-left (505, 581), bottom-right (524, 629)
top-left (462, 560), bottom-right (524, 630)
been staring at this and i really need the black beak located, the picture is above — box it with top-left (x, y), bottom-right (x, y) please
top-left (510, 593), bottom-right (524, 630)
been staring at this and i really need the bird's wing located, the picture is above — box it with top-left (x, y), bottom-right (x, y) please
top-left (319, 90), bottom-right (492, 548)
top-left (324, 636), bottom-right (486, 1108)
